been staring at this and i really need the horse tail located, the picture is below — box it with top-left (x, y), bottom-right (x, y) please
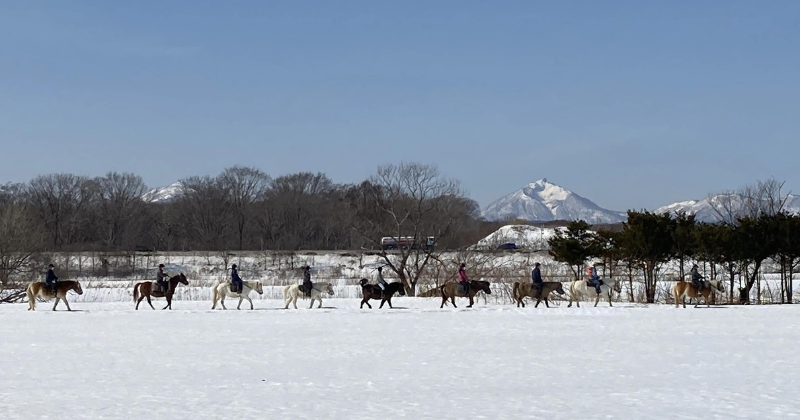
top-left (212, 283), bottom-right (219, 302)
top-left (133, 283), bottom-right (140, 303)
top-left (283, 284), bottom-right (292, 300)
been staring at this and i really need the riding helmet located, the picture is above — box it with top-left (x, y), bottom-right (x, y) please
top-left (158, 264), bottom-right (165, 268)
top-left (232, 264), bottom-right (237, 269)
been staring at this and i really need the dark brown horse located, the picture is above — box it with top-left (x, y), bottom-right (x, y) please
top-left (27, 280), bottom-right (84, 311)
top-left (133, 273), bottom-right (189, 310)
top-left (512, 281), bottom-right (565, 308)
top-left (359, 279), bottom-right (406, 309)
top-left (440, 280), bottom-right (492, 308)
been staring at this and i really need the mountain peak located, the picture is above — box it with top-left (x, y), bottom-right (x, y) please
top-left (483, 179), bottom-right (625, 223)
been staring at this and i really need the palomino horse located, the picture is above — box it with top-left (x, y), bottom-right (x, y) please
top-left (567, 278), bottom-right (621, 308)
top-left (512, 281), bottom-right (565, 308)
top-left (283, 282), bottom-right (334, 309)
top-left (27, 281), bottom-right (84, 311)
top-left (673, 280), bottom-right (725, 308)
top-left (359, 279), bottom-right (406, 309)
top-left (440, 280), bottom-right (492, 308)
top-left (133, 273), bottom-right (189, 310)
top-left (211, 280), bottom-right (264, 310)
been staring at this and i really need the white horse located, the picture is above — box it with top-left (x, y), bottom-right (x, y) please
top-left (211, 280), bottom-right (264, 310)
top-left (567, 278), bottom-right (620, 308)
top-left (283, 282), bottom-right (334, 309)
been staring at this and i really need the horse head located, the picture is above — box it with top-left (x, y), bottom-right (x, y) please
top-left (73, 281), bottom-right (84, 295)
top-left (177, 273), bottom-right (189, 285)
top-left (359, 278), bottom-right (369, 287)
top-left (394, 282), bottom-right (407, 296)
top-left (254, 282), bottom-right (264, 295)
top-left (325, 283), bottom-right (335, 295)
top-left (714, 280), bottom-right (725, 293)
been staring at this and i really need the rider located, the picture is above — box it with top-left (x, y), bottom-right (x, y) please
top-left (458, 263), bottom-right (470, 296)
top-left (588, 264), bottom-right (602, 294)
top-left (690, 264), bottom-right (705, 292)
top-left (531, 262), bottom-right (543, 298)
top-left (156, 264), bottom-right (169, 293)
top-left (231, 264), bottom-right (243, 294)
top-left (44, 264), bottom-right (59, 296)
top-left (302, 265), bottom-right (313, 298)
top-left (376, 266), bottom-right (389, 298)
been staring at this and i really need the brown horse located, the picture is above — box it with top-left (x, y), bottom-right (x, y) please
top-left (359, 279), bottom-right (406, 309)
top-left (440, 280), bottom-right (492, 308)
top-left (133, 273), bottom-right (189, 310)
top-left (27, 280), bottom-right (84, 311)
top-left (512, 281), bottom-right (565, 308)
top-left (673, 280), bottom-right (724, 308)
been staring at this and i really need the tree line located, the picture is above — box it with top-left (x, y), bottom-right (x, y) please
top-left (0, 163), bottom-right (504, 287)
top-left (547, 179), bottom-right (798, 304)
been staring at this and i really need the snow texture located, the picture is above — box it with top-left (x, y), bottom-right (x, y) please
top-left (142, 182), bottom-right (185, 203)
top-left (474, 224), bottom-right (568, 250)
top-left (483, 179), bottom-right (626, 223)
top-left (2, 300), bottom-right (798, 419)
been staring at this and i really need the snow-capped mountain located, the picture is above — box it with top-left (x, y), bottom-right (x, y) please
top-left (482, 179), bottom-right (627, 224)
top-left (142, 182), bottom-right (185, 203)
top-left (656, 194), bottom-right (800, 222)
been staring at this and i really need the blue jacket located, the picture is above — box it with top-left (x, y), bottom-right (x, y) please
top-left (231, 268), bottom-right (242, 284)
top-left (531, 267), bottom-right (542, 283)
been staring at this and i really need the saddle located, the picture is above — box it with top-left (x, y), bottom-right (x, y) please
top-left (457, 282), bottom-right (470, 295)
top-left (154, 281), bottom-right (168, 293)
top-left (230, 283), bottom-right (243, 294)
top-left (586, 279), bottom-right (603, 287)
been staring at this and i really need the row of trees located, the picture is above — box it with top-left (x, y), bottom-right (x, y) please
top-left (0, 163), bottom-right (497, 292)
top-left (548, 179), bottom-right (799, 304)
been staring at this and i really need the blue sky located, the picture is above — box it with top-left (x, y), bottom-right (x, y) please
top-left (1, 0), bottom-right (798, 211)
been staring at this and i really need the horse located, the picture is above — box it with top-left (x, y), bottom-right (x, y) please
top-left (567, 278), bottom-right (621, 308)
top-left (673, 280), bottom-right (725, 308)
top-left (211, 280), bottom-right (264, 310)
top-left (512, 281), bottom-right (565, 308)
top-left (26, 280), bottom-right (84, 311)
top-left (283, 282), bottom-right (334, 309)
top-left (132, 273), bottom-right (189, 310)
top-left (440, 280), bottom-right (492, 308)
top-left (359, 279), bottom-right (406, 309)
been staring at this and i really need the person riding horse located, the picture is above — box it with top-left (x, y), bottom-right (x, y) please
top-left (458, 263), bottom-right (470, 295)
top-left (690, 264), bottom-right (705, 292)
top-left (44, 264), bottom-right (59, 296)
top-left (302, 265), bottom-right (313, 298)
top-left (231, 264), bottom-right (243, 294)
top-left (157, 264), bottom-right (170, 293)
top-left (376, 266), bottom-right (389, 298)
top-left (588, 265), bottom-right (602, 294)
top-left (531, 262), bottom-right (543, 298)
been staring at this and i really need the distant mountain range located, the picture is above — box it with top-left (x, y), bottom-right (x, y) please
top-left (482, 179), bottom-right (627, 224)
top-left (142, 182), bottom-right (184, 203)
top-left (655, 194), bottom-right (800, 222)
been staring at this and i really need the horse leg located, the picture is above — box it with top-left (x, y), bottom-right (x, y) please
top-left (544, 297), bottom-right (550, 308)
top-left (594, 292), bottom-right (600, 308)
top-left (163, 295), bottom-right (171, 310)
top-left (387, 297), bottom-right (393, 309)
top-left (52, 297), bottom-right (60, 311)
top-left (379, 298), bottom-right (386, 309)
top-left (467, 293), bottom-right (474, 308)
top-left (451, 295), bottom-right (457, 309)
top-left (64, 299), bottom-right (72, 311)
top-left (317, 296), bottom-right (323, 308)
top-left (146, 295), bottom-right (155, 310)
top-left (534, 297), bottom-right (540, 308)
top-left (237, 296), bottom-right (243, 310)
top-left (440, 294), bottom-right (447, 308)
top-left (220, 295), bottom-right (227, 310)
top-left (607, 290), bottom-right (613, 307)
top-left (247, 296), bottom-right (254, 310)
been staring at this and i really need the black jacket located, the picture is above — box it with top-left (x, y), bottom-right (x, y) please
top-left (231, 268), bottom-right (242, 284)
top-left (690, 267), bottom-right (703, 282)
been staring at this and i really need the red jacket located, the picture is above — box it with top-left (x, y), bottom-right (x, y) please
top-left (458, 268), bottom-right (468, 282)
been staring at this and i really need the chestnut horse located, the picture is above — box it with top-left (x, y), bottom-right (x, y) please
top-left (512, 281), bottom-right (565, 308)
top-left (359, 279), bottom-right (406, 309)
top-left (133, 273), bottom-right (189, 310)
top-left (440, 280), bottom-right (492, 308)
top-left (673, 280), bottom-right (724, 308)
top-left (27, 280), bottom-right (84, 311)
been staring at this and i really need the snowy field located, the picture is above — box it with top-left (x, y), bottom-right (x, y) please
top-left (2, 298), bottom-right (799, 419)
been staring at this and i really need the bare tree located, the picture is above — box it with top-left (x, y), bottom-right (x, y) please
top-left (95, 172), bottom-right (148, 249)
top-left (0, 183), bottom-right (48, 285)
top-left (26, 173), bottom-right (96, 248)
top-left (175, 176), bottom-right (234, 250)
top-left (347, 162), bottom-right (468, 295)
top-left (220, 166), bottom-right (270, 250)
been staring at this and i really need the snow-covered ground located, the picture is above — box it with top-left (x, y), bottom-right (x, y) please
top-left (2, 299), bottom-right (799, 419)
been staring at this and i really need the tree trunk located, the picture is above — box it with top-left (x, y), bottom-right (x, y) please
top-left (739, 260), bottom-right (763, 305)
